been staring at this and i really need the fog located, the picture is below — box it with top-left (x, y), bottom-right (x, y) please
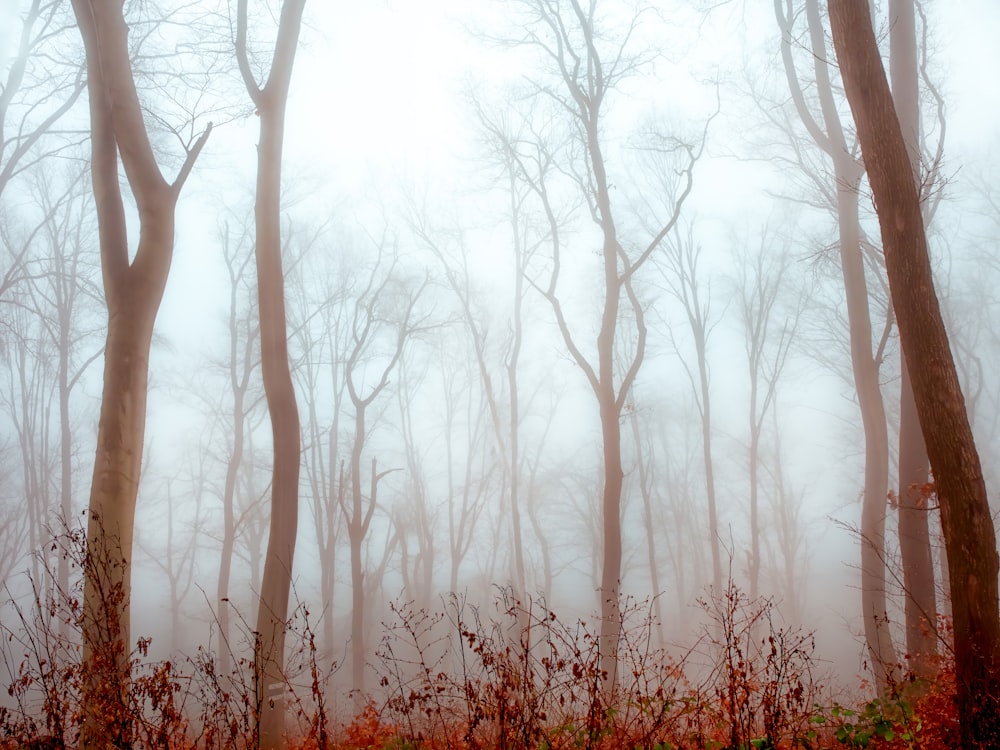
top-left (3, 0), bottom-right (1000, 744)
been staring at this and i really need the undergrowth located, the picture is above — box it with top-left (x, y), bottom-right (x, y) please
top-left (0, 530), bottom-right (960, 749)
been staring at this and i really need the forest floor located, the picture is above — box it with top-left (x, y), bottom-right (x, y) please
top-left (0, 578), bottom-right (960, 749)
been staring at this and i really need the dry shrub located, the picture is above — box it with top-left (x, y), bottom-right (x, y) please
top-left (0, 524), bottom-right (189, 749)
top-left (0, 527), bottom-right (338, 750)
top-left (377, 586), bottom-right (695, 750)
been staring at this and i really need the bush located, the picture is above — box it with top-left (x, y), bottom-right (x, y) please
top-left (0, 530), bottom-right (961, 749)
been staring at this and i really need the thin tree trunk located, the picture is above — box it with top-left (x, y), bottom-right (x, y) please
top-left (830, 4), bottom-right (1000, 744)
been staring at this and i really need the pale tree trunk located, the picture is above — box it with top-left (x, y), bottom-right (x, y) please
top-left (737, 240), bottom-right (797, 603)
top-left (776, 0), bottom-right (899, 687)
top-left (70, 1), bottom-right (209, 746)
top-left (888, 0), bottom-right (938, 679)
top-left (664, 233), bottom-right (722, 595)
top-left (341, 256), bottom-right (426, 699)
top-left (629, 409), bottom-right (665, 648)
top-left (235, 2), bottom-right (306, 748)
top-left (217, 226), bottom-right (257, 678)
top-left (830, 3), bottom-right (1000, 744)
top-left (417, 204), bottom-right (528, 596)
top-left (489, 0), bottom-right (703, 696)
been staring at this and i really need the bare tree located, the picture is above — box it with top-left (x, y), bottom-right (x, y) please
top-left (0, 0), bottom-right (83, 201)
top-left (830, 3), bottom-right (1000, 744)
top-left (888, 0), bottom-right (938, 680)
top-left (0, 166), bottom-right (101, 606)
top-left (136, 471), bottom-right (207, 656)
top-left (626, 405), bottom-right (665, 647)
top-left (211, 213), bottom-right (263, 677)
top-left (68, 1), bottom-right (211, 743)
top-left (291, 246), bottom-right (350, 658)
top-left (484, 0), bottom-right (706, 689)
top-left (658, 226), bottom-right (723, 596)
top-left (735, 230), bottom-right (801, 600)
top-left (341, 243), bottom-right (428, 697)
top-left (774, 0), bottom-right (898, 688)
top-left (436, 337), bottom-right (495, 596)
top-left (234, 1), bottom-right (307, 745)
top-left (394, 354), bottom-right (437, 613)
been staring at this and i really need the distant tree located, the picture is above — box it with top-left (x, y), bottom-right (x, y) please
top-left (409, 183), bottom-right (534, 597)
top-left (394, 354), bottom-right (437, 614)
top-left (830, 2), bottom-right (1000, 745)
top-left (658, 226), bottom-right (723, 596)
top-left (764, 410), bottom-right (810, 625)
top-left (0, 0), bottom-right (83, 201)
top-left (484, 0), bottom-right (706, 689)
top-left (234, 0), bottom-right (307, 745)
top-left (68, 1), bottom-right (211, 743)
top-left (340, 243), bottom-right (428, 697)
top-left (435, 337), bottom-right (495, 596)
top-left (291, 243), bottom-right (350, 658)
top-left (734, 230), bottom-right (801, 600)
top-left (626, 405), bottom-right (665, 648)
top-left (210, 212), bottom-right (264, 677)
top-left (136, 471), bottom-right (207, 655)
top-left (7, 167), bottom-right (102, 610)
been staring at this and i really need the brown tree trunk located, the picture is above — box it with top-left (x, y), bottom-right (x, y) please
top-left (70, 2), bottom-right (209, 746)
top-left (236, 2), bottom-right (306, 747)
top-left (888, 0), bottom-right (938, 680)
top-left (830, 3), bottom-right (1000, 745)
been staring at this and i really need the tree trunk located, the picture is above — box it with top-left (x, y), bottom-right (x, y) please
top-left (888, 0), bottom-right (938, 680)
top-left (236, 2), bottom-right (307, 747)
top-left (780, 0), bottom-right (900, 688)
top-left (349, 411), bottom-right (368, 699)
top-left (70, 1), bottom-right (209, 745)
top-left (830, 3), bottom-right (1000, 745)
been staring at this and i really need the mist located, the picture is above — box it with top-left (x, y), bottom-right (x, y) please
top-left (3, 0), bottom-right (1000, 747)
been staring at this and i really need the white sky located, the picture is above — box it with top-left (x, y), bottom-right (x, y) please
top-left (158, 0), bottom-right (1000, 494)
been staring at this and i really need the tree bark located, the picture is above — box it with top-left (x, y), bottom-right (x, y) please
top-left (236, 2), bottom-right (306, 747)
top-left (70, 1), bottom-right (209, 745)
top-left (888, 0), bottom-right (938, 680)
top-left (830, 3), bottom-right (1000, 745)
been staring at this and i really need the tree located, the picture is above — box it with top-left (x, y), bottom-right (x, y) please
top-left (292, 243), bottom-right (349, 658)
top-left (658, 226), bottom-right (723, 595)
top-left (7, 166), bottom-right (103, 609)
top-left (68, 1), bottom-right (211, 744)
top-left (830, 2), bottom-right (1000, 745)
top-left (212, 212), bottom-right (263, 678)
top-left (888, 0), bottom-right (938, 680)
top-left (341, 243), bottom-right (428, 697)
top-left (393, 355), bottom-right (437, 613)
top-left (774, 0), bottom-right (898, 687)
top-left (234, 1), bottom-right (307, 746)
top-left (735, 230), bottom-right (801, 600)
top-left (0, 0), bottom-right (83, 200)
top-left (136, 471), bottom-right (207, 655)
top-left (488, 0), bottom-right (705, 689)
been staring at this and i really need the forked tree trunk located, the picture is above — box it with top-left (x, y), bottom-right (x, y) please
top-left (70, 2), bottom-right (209, 746)
top-left (830, 3), bottom-right (1000, 745)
